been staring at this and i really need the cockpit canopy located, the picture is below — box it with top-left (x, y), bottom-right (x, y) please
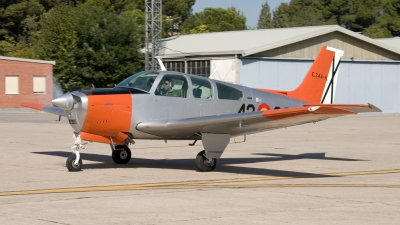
top-left (116, 71), bottom-right (159, 92)
top-left (116, 70), bottom-right (243, 101)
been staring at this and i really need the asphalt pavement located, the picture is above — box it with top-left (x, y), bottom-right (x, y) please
top-left (0, 112), bottom-right (399, 224)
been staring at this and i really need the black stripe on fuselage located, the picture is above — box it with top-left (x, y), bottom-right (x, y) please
top-left (81, 87), bottom-right (149, 95)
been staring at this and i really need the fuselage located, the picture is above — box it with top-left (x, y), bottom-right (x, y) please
top-left (54, 70), bottom-right (305, 141)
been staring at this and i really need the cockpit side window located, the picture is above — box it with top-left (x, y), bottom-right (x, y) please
top-left (216, 82), bottom-right (243, 100)
top-left (116, 71), bottom-right (158, 92)
top-left (155, 74), bottom-right (189, 98)
top-left (191, 77), bottom-right (213, 99)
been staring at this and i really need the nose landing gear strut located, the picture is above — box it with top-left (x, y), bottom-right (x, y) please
top-left (66, 133), bottom-right (87, 171)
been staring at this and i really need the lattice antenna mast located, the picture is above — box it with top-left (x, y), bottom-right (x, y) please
top-left (145, 0), bottom-right (162, 70)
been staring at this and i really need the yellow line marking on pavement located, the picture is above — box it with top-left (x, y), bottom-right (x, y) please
top-left (1, 169), bottom-right (400, 196)
top-left (161, 184), bottom-right (400, 189)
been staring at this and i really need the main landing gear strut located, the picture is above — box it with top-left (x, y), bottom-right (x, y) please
top-left (194, 133), bottom-right (230, 172)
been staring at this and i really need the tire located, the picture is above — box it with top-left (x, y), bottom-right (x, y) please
top-left (112, 145), bottom-right (131, 164)
top-left (195, 150), bottom-right (216, 172)
top-left (66, 155), bottom-right (82, 172)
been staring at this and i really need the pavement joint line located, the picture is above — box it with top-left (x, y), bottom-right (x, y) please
top-left (1, 169), bottom-right (399, 196)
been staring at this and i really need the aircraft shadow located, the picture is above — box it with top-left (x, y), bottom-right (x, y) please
top-left (32, 151), bottom-right (366, 178)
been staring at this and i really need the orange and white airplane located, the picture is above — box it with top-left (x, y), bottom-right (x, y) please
top-left (22, 46), bottom-right (381, 172)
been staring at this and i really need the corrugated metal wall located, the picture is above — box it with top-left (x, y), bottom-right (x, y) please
top-left (240, 58), bottom-right (400, 113)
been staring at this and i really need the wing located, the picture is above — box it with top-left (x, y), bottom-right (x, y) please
top-left (136, 104), bottom-right (381, 138)
top-left (21, 102), bottom-right (66, 117)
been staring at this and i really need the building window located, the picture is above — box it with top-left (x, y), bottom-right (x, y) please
top-left (33, 76), bottom-right (46, 94)
top-left (187, 60), bottom-right (210, 77)
top-left (164, 61), bottom-right (185, 73)
top-left (5, 75), bottom-right (19, 94)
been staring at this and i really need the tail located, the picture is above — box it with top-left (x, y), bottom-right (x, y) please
top-left (287, 46), bottom-right (344, 104)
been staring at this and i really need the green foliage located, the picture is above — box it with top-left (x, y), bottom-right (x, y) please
top-left (0, 35), bottom-right (16, 55)
top-left (131, 0), bottom-right (194, 20)
top-left (0, 0), bottom-right (196, 90)
top-left (257, 1), bottom-right (273, 29)
top-left (0, 0), bottom-right (45, 42)
top-left (188, 24), bottom-right (209, 34)
top-left (339, 0), bottom-right (384, 32)
top-left (262, 0), bottom-right (400, 37)
top-left (180, 7), bottom-right (247, 34)
top-left (373, 0), bottom-right (400, 36)
top-left (34, 2), bottom-right (144, 90)
top-left (363, 24), bottom-right (392, 38)
top-left (272, 0), bottom-right (331, 28)
top-left (163, 0), bottom-right (195, 21)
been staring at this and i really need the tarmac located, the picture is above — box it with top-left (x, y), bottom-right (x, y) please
top-left (0, 111), bottom-right (399, 224)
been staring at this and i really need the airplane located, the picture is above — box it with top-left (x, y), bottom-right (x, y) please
top-left (21, 46), bottom-right (381, 172)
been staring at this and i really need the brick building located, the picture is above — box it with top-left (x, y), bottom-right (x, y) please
top-left (0, 56), bottom-right (55, 108)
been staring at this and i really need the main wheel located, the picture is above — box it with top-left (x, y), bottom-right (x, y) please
top-left (195, 150), bottom-right (217, 172)
top-left (112, 145), bottom-right (131, 164)
top-left (66, 155), bottom-right (82, 172)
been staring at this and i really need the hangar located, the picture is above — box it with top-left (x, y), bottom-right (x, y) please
top-left (159, 25), bottom-right (400, 113)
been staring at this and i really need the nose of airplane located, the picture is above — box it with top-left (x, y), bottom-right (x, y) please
top-left (52, 92), bottom-right (75, 110)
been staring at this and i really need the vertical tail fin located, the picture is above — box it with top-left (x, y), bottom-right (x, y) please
top-left (287, 46), bottom-right (344, 104)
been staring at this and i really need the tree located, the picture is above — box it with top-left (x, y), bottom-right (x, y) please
top-left (0, 0), bottom-right (45, 47)
top-left (371, 0), bottom-right (400, 37)
top-left (363, 24), bottom-right (392, 38)
top-left (131, 0), bottom-right (195, 20)
top-left (291, 0), bottom-right (327, 26)
top-left (339, 0), bottom-right (384, 32)
top-left (34, 2), bottom-right (144, 90)
top-left (257, 1), bottom-right (273, 29)
top-left (272, 3), bottom-right (291, 28)
top-left (0, 0), bottom-right (86, 56)
top-left (180, 7), bottom-right (247, 34)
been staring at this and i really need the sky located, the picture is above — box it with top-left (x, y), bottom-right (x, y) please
top-left (192, 0), bottom-right (291, 28)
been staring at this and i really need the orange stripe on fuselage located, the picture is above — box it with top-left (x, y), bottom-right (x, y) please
top-left (82, 94), bottom-right (132, 137)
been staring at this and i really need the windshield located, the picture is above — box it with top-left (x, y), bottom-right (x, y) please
top-left (116, 71), bottom-right (159, 92)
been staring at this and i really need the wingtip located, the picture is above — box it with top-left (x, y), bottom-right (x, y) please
top-left (367, 103), bottom-right (382, 112)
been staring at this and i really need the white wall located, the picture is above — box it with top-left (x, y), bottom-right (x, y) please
top-left (210, 59), bottom-right (239, 83)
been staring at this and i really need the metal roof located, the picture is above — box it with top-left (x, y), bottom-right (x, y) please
top-left (159, 25), bottom-right (400, 58)
top-left (0, 56), bottom-right (56, 65)
top-left (375, 37), bottom-right (400, 52)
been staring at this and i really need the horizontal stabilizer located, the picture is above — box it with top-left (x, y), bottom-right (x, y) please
top-left (21, 102), bottom-right (66, 117)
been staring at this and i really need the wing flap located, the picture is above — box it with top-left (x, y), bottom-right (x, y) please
top-left (21, 102), bottom-right (66, 117)
top-left (136, 106), bottom-right (362, 138)
top-left (303, 103), bottom-right (382, 113)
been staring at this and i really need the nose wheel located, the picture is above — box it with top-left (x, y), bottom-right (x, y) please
top-left (112, 145), bottom-right (131, 164)
top-left (195, 150), bottom-right (217, 172)
top-left (66, 155), bottom-right (82, 171)
top-left (67, 134), bottom-right (86, 172)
